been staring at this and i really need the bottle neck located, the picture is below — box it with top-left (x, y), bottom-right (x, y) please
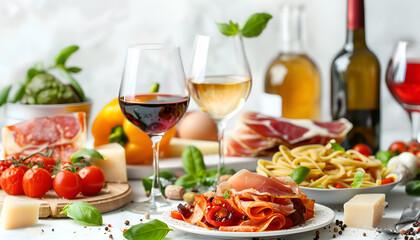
top-left (279, 4), bottom-right (305, 54)
top-left (345, 0), bottom-right (367, 49)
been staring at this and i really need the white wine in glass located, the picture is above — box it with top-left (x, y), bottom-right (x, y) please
top-left (119, 44), bottom-right (189, 214)
top-left (189, 35), bottom-right (252, 184)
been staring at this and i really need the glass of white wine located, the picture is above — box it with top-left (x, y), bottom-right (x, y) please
top-left (189, 34), bottom-right (252, 184)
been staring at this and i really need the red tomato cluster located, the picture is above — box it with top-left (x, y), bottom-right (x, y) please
top-left (352, 144), bottom-right (373, 157)
top-left (0, 155), bottom-right (105, 200)
top-left (388, 140), bottom-right (420, 156)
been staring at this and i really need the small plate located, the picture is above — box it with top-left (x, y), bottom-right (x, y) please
top-left (161, 203), bottom-right (335, 238)
top-left (300, 172), bottom-right (403, 205)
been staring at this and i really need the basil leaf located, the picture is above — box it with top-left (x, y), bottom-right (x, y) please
top-left (142, 177), bottom-right (153, 192)
top-left (55, 45), bottom-right (79, 66)
top-left (71, 148), bottom-right (104, 163)
top-left (406, 180), bottom-right (420, 196)
top-left (351, 169), bottom-right (365, 188)
top-left (375, 150), bottom-right (393, 167)
top-left (241, 13), bottom-right (272, 38)
top-left (331, 142), bottom-right (345, 152)
top-left (60, 202), bottom-right (102, 226)
top-left (67, 67), bottom-right (82, 73)
top-left (0, 85), bottom-right (12, 107)
top-left (181, 146), bottom-right (206, 176)
top-left (123, 219), bottom-right (172, 240)
top-left (223, 190), bottom-right (230, 199)
top-left (175, 173), bottom-right (198, 189)
top-left (216, 20), bottom-right (239, 36)
top-left (289, 166), bottom-right (310, 184)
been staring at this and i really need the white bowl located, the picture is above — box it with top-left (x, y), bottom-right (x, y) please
top-left (300, 173), bottom-right (402, 205)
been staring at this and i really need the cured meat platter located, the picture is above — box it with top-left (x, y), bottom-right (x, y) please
top-left (0, 183), bottom-right (131, 218)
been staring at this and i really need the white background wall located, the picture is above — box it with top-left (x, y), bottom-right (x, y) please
top-left (0, 0), bottom-right (419, 149)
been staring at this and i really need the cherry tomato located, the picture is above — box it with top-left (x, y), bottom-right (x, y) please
top-left (53, 170), bottom-right (81, 199)
top-left (205, 204), bottom-right (235, 227)
top-left (408, 140), bottom-right (420, 153)
top-left (78, 166), bottom-right (105, 195)
top-left (352, 144), bottom-right (372, 157)
top-left (389, 141), bottom-right (407, 154)
top-left (334, 183), bottom-right (347, 189)
top-left (0, 160), bottom-right (12, 176)
top-left (381, 177), bottom-right (395, 185)
top-left (9, 165), bottom-right (29, 172)
top-left (25, 155), bottom-right (57, 173)
top-left (170, 210), bottom-right (184, 220)
top-left (0, 167), bottom-right (25, 195)
top-left (22, 168), bottom-right (52, 198)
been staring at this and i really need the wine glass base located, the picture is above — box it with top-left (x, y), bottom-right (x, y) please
top-left (125, 199), bottom-right (174, 215)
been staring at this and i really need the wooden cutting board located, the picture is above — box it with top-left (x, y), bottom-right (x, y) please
top-left (0, 183), bottom-right (132, 218)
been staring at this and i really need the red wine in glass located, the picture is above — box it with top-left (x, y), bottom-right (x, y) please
top-left (387, 60), bottom-right (420, 112)
top-left (119, 93), bottom-right (189, 135)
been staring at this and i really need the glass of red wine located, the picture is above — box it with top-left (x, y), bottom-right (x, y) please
top-left (386, 41), bottom-right (420, 142)
top-left (119, 44), bottom-right (189, 213)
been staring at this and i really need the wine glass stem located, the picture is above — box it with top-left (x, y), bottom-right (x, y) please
top-left (408, 111), bottom-right (420, 142)
top-left (215, 119), bottom-right (227, 184)
top-left (149, 135), bottom-right (165, 205)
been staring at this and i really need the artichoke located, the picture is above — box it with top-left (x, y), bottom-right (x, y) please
top-left (21, 73), bottom-right (81, 104)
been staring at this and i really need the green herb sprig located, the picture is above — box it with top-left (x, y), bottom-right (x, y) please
top-left (289, 166), bottom-right (310, 184)
top-left (216, 13), bottom-right (272, 38)
top-left (351, 169), bottom-right (366, 188)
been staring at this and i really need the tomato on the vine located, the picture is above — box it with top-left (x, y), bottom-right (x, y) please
top-left (78, 166), bottom-right (105, 195)
top-left (389, 141), bottom-right (407, 154)
top-left (352, 144), bottom-right (372, 157)
top-left (0, 167), bottom-right (25, 195)
top-left (9, 165), bottom-right (29, 172)
top-left (408, 140), bottom-right (420, 153)
top-left (22, 168), bottom-right (52, 198)
top-left (25, 155), bottom-right (57, 173)
top-left (0, 160), bottom-right (12, 176)
top-left (53, 170), bottom-right (81, 199)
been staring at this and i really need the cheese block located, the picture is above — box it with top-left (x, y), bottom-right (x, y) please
top-left (344, 194), bottom-right (387, 229)
top-left (0, 196), bottom-right (41, 229)
top-left (93, 143), bottom-right (128, 183)
top-left (168, 138), bottom-right (219, 158)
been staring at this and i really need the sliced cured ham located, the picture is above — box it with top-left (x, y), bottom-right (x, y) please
top-left (2, 112), bottom-right (87, 162)
top-left (226, 169), bottom-right (296, 197)
top-left (227, 112), bottom-right (352, 157)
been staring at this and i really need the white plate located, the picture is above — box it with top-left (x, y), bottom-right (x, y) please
top-left (300, 172), bottom-right (403, 205)
top-left (127, 155), bottom-right (263, 179)
top-left (161, 203), bottom-right (335, 238)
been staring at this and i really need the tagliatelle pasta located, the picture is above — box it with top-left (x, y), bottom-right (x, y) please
top-left (256, 143), bottom-right (396, 189)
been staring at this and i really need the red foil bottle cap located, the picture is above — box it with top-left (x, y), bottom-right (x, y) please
top-left (347, 0), bottom-right (365, 30)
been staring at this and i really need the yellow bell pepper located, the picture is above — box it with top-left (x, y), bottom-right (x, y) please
top-left (92, 98), bottom-right (175, 165)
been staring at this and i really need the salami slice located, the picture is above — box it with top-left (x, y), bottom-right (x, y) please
top-left (2, 112), bottom-right (86, 161)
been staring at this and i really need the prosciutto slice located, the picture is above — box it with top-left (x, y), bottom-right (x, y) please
top-left (227, 112), bottom-right (352, 157)
top-left (2, 112), bottom-right (87, 161)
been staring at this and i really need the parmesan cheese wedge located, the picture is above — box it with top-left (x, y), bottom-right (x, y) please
top-left (0, 196), bottom-right (41, 229)
top-left (344, 194), bottom-right (387, 229)
top-left (93, 143), bottom-right (128, 183)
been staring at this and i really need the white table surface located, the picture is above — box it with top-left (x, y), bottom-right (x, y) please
top-left (1, 130), bottom-right (419, 240)
top-left (0, 180), bottom-right (419, 240)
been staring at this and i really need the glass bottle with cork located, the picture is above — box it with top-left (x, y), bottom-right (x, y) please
top-left (264, 4), bottom-right (321, 120)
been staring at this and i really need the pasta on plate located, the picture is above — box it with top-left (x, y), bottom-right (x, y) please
top-left (257, 143), bottom-right (396, 189)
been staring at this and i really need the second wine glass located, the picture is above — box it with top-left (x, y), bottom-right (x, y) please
top-left (386, 41), bottom-right (420, 143)
top-left (119, 44), bottom-right (189, 213)
top-left (189, 35), bottom-right (252, 184)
